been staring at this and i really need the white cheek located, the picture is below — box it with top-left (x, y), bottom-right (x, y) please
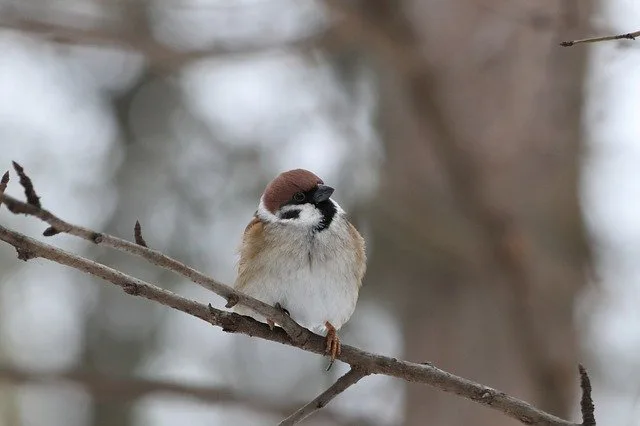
top-left (282, 204), bottom-right (322, 228)
top-left (256, 197), bottom-right (326, 229)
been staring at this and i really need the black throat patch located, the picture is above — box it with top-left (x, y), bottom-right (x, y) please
top-left (314, 200), bottom-right (337, 232)
top-left (283, 188), bottom-right (337, 232)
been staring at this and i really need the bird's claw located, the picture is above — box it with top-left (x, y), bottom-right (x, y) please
top-left (324, 321), bottom-right (341, 371)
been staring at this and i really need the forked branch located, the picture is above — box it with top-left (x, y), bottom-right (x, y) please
top-left (0, 163), bottom-right (309, 346)
top-left (279, 367), bottom-right (369, 425)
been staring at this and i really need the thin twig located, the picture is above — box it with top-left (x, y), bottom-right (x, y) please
top-left (279, 368), bottom-right (368, 425)
top-left (0, 224), bottom-right (588, 426)
top-left (560, 30), bottom-right (640, 47)
top-left (0, 193), bottom-right (309, 346)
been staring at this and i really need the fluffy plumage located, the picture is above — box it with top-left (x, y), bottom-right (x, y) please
top-left (234, 170), bottom-right (366, 338)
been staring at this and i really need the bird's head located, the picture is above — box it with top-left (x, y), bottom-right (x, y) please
top-left (258, 169), bottom-right (339, 232)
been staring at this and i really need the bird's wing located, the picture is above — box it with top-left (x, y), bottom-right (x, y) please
top-left (348, 222), bottom-right (367, 285)
top-left (235, 215), bottom-right (266, 291)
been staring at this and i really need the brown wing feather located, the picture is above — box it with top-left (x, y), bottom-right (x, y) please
top-left (237, 215), bottom-right (366, 289)
top-left (348, 222), bottom-right (367, 285)
top-left (236, 215), bottom-right (266, 291)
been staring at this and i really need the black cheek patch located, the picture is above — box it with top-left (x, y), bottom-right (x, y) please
top-left (280, 209), bottom-right (301, 220)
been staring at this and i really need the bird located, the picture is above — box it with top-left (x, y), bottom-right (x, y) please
top-left (233, 169), bottom-right (366, 367)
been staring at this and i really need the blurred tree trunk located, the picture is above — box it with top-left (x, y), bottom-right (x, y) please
top-left (361, 1), bottom-right (593, 425)
top-left (78, 4), bottom-right (182, 424)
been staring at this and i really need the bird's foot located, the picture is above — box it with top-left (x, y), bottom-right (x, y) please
top-left (267, 303), bottom-right (290, 330)
top-left (324, 321), bottom-right (341, 371)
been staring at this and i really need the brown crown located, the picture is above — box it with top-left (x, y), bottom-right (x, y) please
top-left (263, 169), bottom-right (324, 213)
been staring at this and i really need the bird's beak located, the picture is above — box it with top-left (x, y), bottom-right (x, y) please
top-left (312, 184), bottom-right (334, 203)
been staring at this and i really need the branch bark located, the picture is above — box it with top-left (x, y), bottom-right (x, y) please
top-left (0, 172), bottom-right (309, 346)
top-left (560, 30), bottom-right (640, 46)
top-left (0, 166), bottom-right (596, 426)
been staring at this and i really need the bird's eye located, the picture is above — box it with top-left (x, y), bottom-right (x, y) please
top-left (293, 192), bottom-right (305, 202)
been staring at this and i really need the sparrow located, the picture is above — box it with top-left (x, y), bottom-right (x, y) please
top-left (234, 169), bottom-right (366, 366)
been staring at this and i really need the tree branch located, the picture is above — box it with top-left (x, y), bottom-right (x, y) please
top-left (560, 30), bottom-right (640, 47)
top-left (279, 367), bottom-right (368, 425)
top-left (0, 164), bottom-right (309, 346)
top-left (0, 165), bottom-right (597, 425)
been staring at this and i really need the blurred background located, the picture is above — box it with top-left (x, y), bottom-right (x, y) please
top-left (0, 0), bottom-right (638, 425)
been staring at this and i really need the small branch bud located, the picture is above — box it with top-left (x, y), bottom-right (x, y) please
top-left (12, 162), bottom-right (41, 208)
top-left (134, 220), bottom-right (148, 247)
top-left (43, 226), bottom-right (61, 237)
top-left (579, 364), bottom-right (596, 426)
top-left (0, 171), bottom-right (9, 209)
top-left (0, 171), bottom-right (9, 193)
top-left (16, 247), bottom-right (37, 261)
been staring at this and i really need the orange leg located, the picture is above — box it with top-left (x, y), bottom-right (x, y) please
top-left (324, 321), bottom-right (341, 370)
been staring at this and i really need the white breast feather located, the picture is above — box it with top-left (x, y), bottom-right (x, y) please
top-left (234, 199), bottom-right (360, 334)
